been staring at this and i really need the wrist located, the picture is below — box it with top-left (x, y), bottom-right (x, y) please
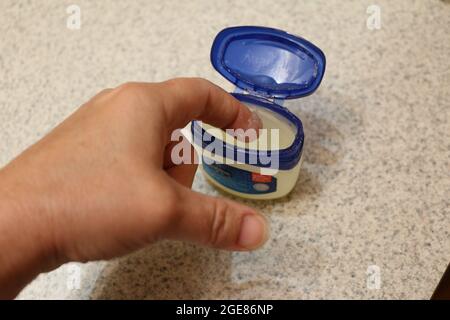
top-left (0, 165), bottom-right (63, 298)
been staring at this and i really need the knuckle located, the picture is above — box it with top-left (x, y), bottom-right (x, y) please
top-left (110, 84), bottom-right (143, 112)
top-left (163, 78), bottom-right (186, 92)
top-left (114, 82), bottom-right (144, 100)
top-left (95, 88), bottom-right (113, 98)
top-left (208, 199), bottom-right (232, 247)
top-left (109, 82), bottom-right (161, 116)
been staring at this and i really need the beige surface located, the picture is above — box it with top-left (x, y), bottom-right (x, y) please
top-left (1, 0), bottom-right (449, 299)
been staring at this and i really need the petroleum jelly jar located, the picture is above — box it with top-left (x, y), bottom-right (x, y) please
top-left (191, 26), bottom-right (326, 200)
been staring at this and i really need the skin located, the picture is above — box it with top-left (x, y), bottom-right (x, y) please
top-left (0, 78), bottom-right (268, 299)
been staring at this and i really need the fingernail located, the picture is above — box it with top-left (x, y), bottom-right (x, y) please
top-left (247, 111), bottom-right (263, 131)
top-left (237, 214), bottom-right (268, 250)
top-left (234, 111), bottom-right (262, 143)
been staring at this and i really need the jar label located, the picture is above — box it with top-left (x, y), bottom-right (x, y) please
top-left (203, 158), bottom-right (277, 194)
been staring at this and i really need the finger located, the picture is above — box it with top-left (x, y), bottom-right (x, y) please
top-left (166, 164), bottom-right (198, 187)
top-left (157, 78), bottom-right (262, 132)
top-left (163, 183), bottom-right (269, 251)
top-left (91, 88), bottom-right (113, 102)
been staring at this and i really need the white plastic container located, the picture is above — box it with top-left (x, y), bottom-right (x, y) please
top-left (191, 26), bottom-right (326, 200)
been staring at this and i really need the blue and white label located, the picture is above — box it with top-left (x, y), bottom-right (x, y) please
top-left (202, 159), bottom-right (277, 194)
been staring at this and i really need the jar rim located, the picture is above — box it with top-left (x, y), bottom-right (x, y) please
top-left (190, 93), bottom-right (304, 170)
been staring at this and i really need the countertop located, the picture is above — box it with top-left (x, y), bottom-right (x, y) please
top-left (1, 0), bottom-right (449, 299)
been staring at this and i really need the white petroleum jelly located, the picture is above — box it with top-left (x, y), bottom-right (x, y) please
top-left (202, 104), bottom-right (296, 150)
top-left (192, 103), bottom-right (303, 200)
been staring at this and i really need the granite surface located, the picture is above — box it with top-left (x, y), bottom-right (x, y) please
top-left (1, 0), bottom-right (449, 299)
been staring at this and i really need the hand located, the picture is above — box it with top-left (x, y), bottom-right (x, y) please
top-left (0, 78), bottom-right (268, 298)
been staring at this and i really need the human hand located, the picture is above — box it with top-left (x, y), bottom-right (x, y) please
top-left (0, 78), bottom-right (268, 298)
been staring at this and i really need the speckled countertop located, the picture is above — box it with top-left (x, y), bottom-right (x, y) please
top-left (1, 0), bottom-right (449, 299)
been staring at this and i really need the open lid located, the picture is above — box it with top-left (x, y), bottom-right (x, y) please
top-left (211, 26), bottom-right (326, 99)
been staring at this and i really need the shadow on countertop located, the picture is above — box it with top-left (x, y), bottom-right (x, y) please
top-left (90, 234), bottom-right (327, 299)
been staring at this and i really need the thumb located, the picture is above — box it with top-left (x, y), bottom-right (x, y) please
top-left (163, 184), bottom-right (269, 251)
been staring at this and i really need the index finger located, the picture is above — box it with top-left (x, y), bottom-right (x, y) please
top-left (157, 77), bottom-right (262, 132)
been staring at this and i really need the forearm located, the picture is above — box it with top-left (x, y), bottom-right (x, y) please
top-left (0, 164), bottom-right (59, 299)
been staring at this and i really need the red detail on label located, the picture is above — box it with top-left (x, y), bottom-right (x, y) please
top-left (251, 172), bottom-right (272, 183)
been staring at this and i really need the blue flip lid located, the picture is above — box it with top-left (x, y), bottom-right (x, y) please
top-left (211, 26), bottom-right (326, 100)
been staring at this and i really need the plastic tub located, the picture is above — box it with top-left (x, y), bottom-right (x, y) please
top-left (191, 26), bottom-right (326, 199)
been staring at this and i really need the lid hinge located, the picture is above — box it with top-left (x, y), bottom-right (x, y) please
top-left (233, 87), bottom-right (285, 106)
